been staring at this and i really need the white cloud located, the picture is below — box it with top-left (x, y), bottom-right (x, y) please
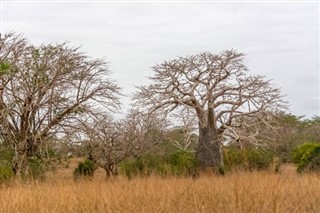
top-left (2, 1), bottom-right (319, 117)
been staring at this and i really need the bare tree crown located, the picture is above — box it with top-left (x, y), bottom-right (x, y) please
top-left (0, 33), bottom-right (121, 175)
top-left (136, 50), bottom-right (286, 146)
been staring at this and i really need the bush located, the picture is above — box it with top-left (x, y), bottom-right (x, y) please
top-left (0, 144), bottom-right (15, 183)
top-left (224, 148), bottom-right (274, 171)
top-left (120, 151), bottom-right (198, 178)
top-left (291, 142), bottom-right (320, 173)
top-left (73, 159), bottom-right (97, 180)
top-left (26, 157), bottom-right (45, 179)
top-left (120, 155), bottom-right (170, 178)
top-left (120, 157), bottom-right (144, 178)
top-left (0, 161), bottom-right (14, 184)
top-left (168, 151), bottom-right (198, 176)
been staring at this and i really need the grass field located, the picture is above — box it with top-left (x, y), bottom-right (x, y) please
top-left (0, 163), bottom-right (319, 213)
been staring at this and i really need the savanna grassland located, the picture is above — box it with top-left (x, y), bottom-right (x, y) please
top-left (0, 163), bottom-right (319, 213)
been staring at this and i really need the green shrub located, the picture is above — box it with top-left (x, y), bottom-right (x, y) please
top-left (0, 161), bottom-right (14, 183)
top-left (28, 157), bottom-right (46, 179)
top-left (168, 151), bottom-right (198, 176)
top-left (0, 144), bottom-right (15, 183)
top-left (120, 157), bottom-right (144, 178)
top-left (224, 148), bottom-right (274, 171)
top-left (73, 159), bottom-right (97, 180)
top-left (120, 155), bottom-right (170, 178)
top-left (292, 142), bottom-right (319, 163)
top-left (120, 151), bottom-right (198, 178)
top-left (292, 142), bottom-right (320, 173)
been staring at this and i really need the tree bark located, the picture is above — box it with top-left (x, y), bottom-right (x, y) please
top-left (12, 139), bottom-right (37, 177)
top-left (196, 126), bottom-right (223, 172)
top-left (12, 149), bottom-right (29, 177)
top-left (103, 164), bottom-right (118, 178)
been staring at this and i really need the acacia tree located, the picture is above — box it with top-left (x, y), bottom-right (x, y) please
top-left (135, 50), bottom-right (286, 171)
top-left (0, 33), bottom-right (121, 176)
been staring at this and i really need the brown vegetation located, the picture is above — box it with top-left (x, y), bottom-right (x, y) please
top-left (0, 166), bottom-right (319, 213)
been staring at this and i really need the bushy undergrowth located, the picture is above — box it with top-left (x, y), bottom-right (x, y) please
top-left (28, 157), bottom-right (47, 179)
top-left (120, 151), bottom-right (198, 178)
top-left (0, 145), bottom-right (14, 183)
top-left (223, 147), bottom-right (274, 172)
top-left (120, 148), bottom-right (276, 178)
top-left (0, 161), bottom-right (14, 183)
top-left (73, 159), bottom-right (97, 180)
top-left (292, 142), bottom-right (320, 173)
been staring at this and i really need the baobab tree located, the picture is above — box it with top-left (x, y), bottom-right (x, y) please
top-left (0, 33), bottom-right (121, 176)
top-left (135, 50), bottom-right (286, 171)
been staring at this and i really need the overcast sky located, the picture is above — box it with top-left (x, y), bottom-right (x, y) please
top-left (1, 1), bottom-right (319, 118)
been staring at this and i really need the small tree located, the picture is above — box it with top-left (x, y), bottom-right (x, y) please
top-left (135, 50), bottom-right (286, 171)
top-left (0, 33), bottom-right (120, 177)
top-left (83, 110), bottom-right (166, 177)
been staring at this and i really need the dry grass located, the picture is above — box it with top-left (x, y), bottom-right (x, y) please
top-left (0, 166), bottom-right (319, 213)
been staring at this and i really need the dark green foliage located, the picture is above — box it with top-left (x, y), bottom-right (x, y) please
top-left (291, 142), bottom-right (320, 173)
top-left (0, 61), bottom-right (11, 75)
top-left (168, 151), bottom-right (198, 176)
top-left (28, 157), bottom-right (46, 179)
top-left (0, 144), bottom-right (14, 163)
top-left (120, 157), bottom-right (144, 179)
top-left (120, 151), bottom-right (198, 178)
top-left (73, 159), bottom-right (97, 180)
top-left (224, 148), bottom-right (274, 171)
top-left (0, 161), bottom-right (14, 184)
top-left (0, 143), bottom-right (14, 183)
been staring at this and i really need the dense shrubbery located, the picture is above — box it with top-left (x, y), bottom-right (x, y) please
top-left (28, 157), bottom-right (47, 179)
top-left (120, 148), bottom-right (276, 178)
top-left (0, 144), bottom-right (14, 183)
top-left (223, 148), bottom-right (274, 171)
top-left (0, 141), bottom-right (70, 181)
top-left (73, 159), bottom-right (97, 180)
top-left (292, 142), bottom-right (320, 173)
top-left (0, 161), bottom-right (14, 183)
top-left (120, 151), bottom-right (198, 178)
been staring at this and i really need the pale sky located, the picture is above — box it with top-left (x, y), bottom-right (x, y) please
top-left (1, 1), bottom-right (319, 118)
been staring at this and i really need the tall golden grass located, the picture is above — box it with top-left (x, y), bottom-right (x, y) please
top-left (0, 169), bottom-right (319, 213)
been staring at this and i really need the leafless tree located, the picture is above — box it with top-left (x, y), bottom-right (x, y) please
top-left (0, 33), bottom-right (121, 176)
top-left (223, 112), bottom-right (281, 150)
top-left (166, 108), bottom-right (198, 151)
top-left (135, 50), bottom-right (286, 171)
top-left (83, 110), bottom-right (166, 177)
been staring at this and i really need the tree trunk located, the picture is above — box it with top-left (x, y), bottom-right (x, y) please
top-left (103, 164), bottom-right (118, 178)
top-left (12, 149), bottom-right (29, 177)
top-left (196, 126), bottom-right (223, 172)
top-left (12, 140), bottom-right (36, 177)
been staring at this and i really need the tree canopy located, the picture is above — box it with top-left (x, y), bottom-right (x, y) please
top-left (0, 33), bottom-right (121, 176)
top-left (135, 50), bottom-right (286, 170)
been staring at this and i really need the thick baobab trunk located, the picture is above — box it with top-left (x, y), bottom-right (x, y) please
top-left (196, 126), bottom-right (223, 172)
